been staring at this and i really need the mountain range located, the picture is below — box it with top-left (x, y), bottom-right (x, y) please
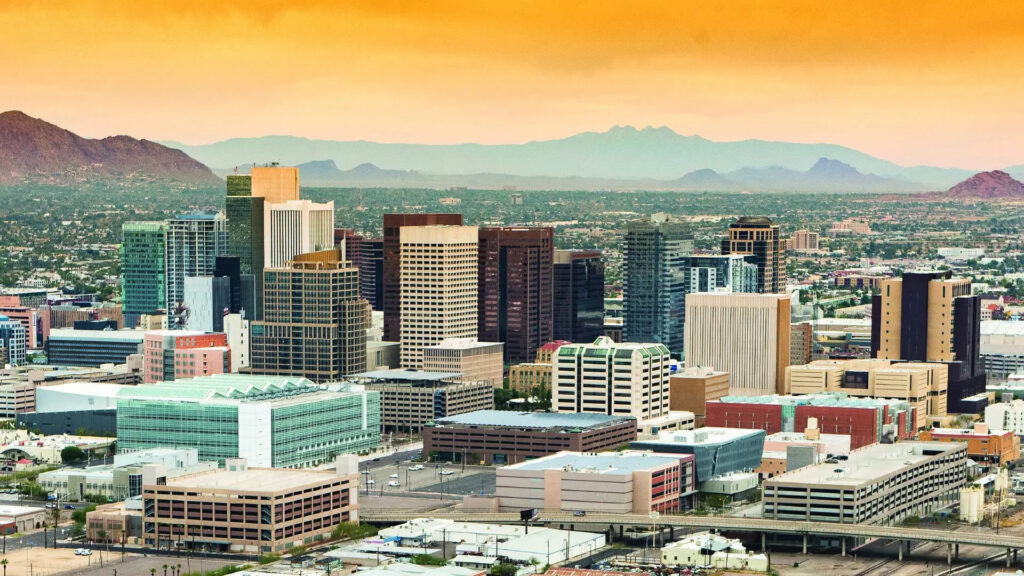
top-left (884, 170), bottom-right (1024, 201)
top-left (0, 111), bottom-right (219, 186)
top-left (167, 124), bottom-right (994, 190)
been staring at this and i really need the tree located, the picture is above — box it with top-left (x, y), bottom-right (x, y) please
top-left (97, 529), bottom-right (108, 543)
top-left (60, 446), bottom-right (86, 464)
top-left (163, 564), bottom-right (169, 576)
top-left (2, 557), bottom-right (7, 576)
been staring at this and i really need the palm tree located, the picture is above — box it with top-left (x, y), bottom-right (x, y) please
top-left (163, 564), bottom-right (169, 576)
top-left (150, 569), bottom-right (156, 576)
top-left (1, 557), bottom-right (8, 576)
top-left (176, 563), bottom-right (182, 576)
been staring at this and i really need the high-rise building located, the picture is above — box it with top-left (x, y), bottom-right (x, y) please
top-left (553, 249), bottom-right (605, 343)
top-left (552, 336), bottom-right (671, 422)
top-left (871, 270), bottom-right (986, 413)
top-left (359, 238), bottom-right (384, 311)
top-left (422, 338), bottom-right (504, 387)
top-left (264, 199), bottom-right (335, 269)
top-left (121, 222), bottom-right (168, 318)
top-left (721, 217), bottom-right (786, 293)
top-left (224, 175), bottom-right (264, 319)
top-left (166, 213), bottom-right (228, 316)
top-left (251, 249), bottom-right (370, 381)
top-left (684, 254), bottom-right (758, 294)
top-left (623, 214), bottom-right (693, 352)
top-left (478, 227), bottom-right (554, 364)
top-left (183, 276), bottom-right (231, 332)
top-left (250, 165), bottom-right (300, 204)
top-left (0, 315), bottom-right (27, 366)
top-left (790, 229), bottom-right (820, 252)
top-left (398, 225), bottom-right (478, 368)
top-left (382, 214), bottom-right (463, 341)
top-left (684, 293), bottom-right (792, 394)
top-left (213, 256), bottom-right (243, 315)
top-left (790, 321), bottom-right (814, 366)
top-left (335, 228), bottom-right (362, 270)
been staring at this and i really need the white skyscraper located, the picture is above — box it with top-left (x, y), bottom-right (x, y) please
top-left (399, 225), bottom-right (478, 368)
top-left (264, 200), bottom-right (335, 269)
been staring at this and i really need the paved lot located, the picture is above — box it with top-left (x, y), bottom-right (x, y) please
top-left (359, 461), bottom-right (496, 496)
top-left (52, 554), bottom-right (236, 576)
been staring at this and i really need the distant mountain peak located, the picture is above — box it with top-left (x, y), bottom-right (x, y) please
top-left (0, 110), bottom-right (219, 186)
top-left (807, 157), bottom-right (863, 179)
top-left (946, 170), bottom-right (1024, 198)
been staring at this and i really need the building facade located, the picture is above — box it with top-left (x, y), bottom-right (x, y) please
top-left (121, 222), bottom-right (168, 318)
top-left (398, 225), bottom-right (479, 368)
top-left (918, 424), bottom-right (1019, 464)
top-left (359, 238), bottom-right (384, 311)
top-left (352, 369), bottom-right (493, 432)
top-left (0, 316), bottom-right (26, 367)
top-left (183, 276), bottom-right (231, 333)
top-left (478, 227), bottom-right (554, 364)
top-left (46, 329), bottom-right (145, 367)
top-left (382, 214), bottom-right (463, 341)
top-left (225, 175), bottom-right (265, 320)
top-left (117, 374), bottom-right (380, 467)
top-left (251, 249), bottom-right (370, 381)
top-left (622, 215), bottom-right (693, 352)
top-left (684, 293), bottom-right (791, 393)
top-left (422, 410), bottom-right (637, 465)
top-left (264, 199), bottom-right (335, 269)
top-left (552, 336), bottom-right (671, 422)
top-left (143, 456), bottom-right (359, 553)
top-left (684, 254), bottom-right (758, 294)
top-left (721, 217), bottom-right (786, 294)
top-left (668, 367), bottom-right (730, 427)
top-left (789, 229), bottom-right (820, 252)
top-left (143, 330), bottom-right (230, 383)
top-left (553, 249), bottom-right (605, 343)
top-left (166, 213), bottom-right (229, 317)
top-left (630, 427), bottom-right (765, 484)
top-left (422, 338), bottom-right (504, 387)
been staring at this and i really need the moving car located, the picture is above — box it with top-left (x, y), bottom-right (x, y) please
top-left (440, 469), bottom-right (455, 475)
top-left (409, 465), bottom-right (424, 471)
top-left (74, 549), bottom-right (92, 556)
top-left (366, 479), bottom-right (376, 485)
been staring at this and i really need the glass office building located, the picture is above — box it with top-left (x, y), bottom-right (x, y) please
top-left (116, 374), bottom-right (380, 468)
top-left (121, 222), bottom-right (168, 317)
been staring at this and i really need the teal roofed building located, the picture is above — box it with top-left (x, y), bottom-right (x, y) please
top-left (552, 336), bottom-right (672, 424)
top-left (116, 373), bottom-right (380, 468)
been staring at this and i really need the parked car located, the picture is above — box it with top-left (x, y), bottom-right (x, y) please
top-left (387, 481), bottom-right (400, 487)
top-left (389, 473), bottom-right (399, 479)
top-left (409, 465), bottom-right (424, 471)
top-left (74, 549), bottom-right (92, 556)
top-left (440, 469), bottom-right (455, 475)
top-left (64, 504), bottom-right (74, 510)
top-left (573, 511), bottom-right (586, 517)
top-left (366, 479), bottom-right (376, 485)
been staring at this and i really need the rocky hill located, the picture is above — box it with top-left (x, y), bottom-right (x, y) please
top-left (0, 111), bottom-right (220, 186)
top-left (945, 170), bottom-right (1024, 199)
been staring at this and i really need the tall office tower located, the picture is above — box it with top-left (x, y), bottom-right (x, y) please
top-left (871, 270), bottom-right (986, 413)
top-left (264, 200), bottom-right (335, 269)
top-left (214, 256), bottom-right (242, 314)
top-left (552, 336), bottom-right (671, 422)
top-left (0, 315), bottom-right (27, 366)
top-left (359, 238), bottom-right (384, 311)
top-left (790, 229), bottom-right (820, 251)
top-left (721, 216), bottom-right (787, 293)
top-left (225, 174), bottom-right (265, 319)
top-left (477, 227), bottom-right (554, 364)
top-left (121, 222), bottom-right (168, 320)
top-left (183, 276), bottom-right (231, 332)
top-left (250, 164), bottom-right (300, 203)
top-left (622, 214), bottom-right (693, 353)
top-left (553, 249), bottom-right (605, 343)
top-left (166, 213), bottom-right (228, 316)
top-left (398, 225), bottom-right (478, 368)
top-left (382, 214), bottom-right (463, 341)
top-left (335, 228), bottom-right (363, 269)
top-left (684, 254), bottom-right (758, 294)
top-left (251, 249), bottom-right (370, 381)
top-left (684, 293), bottom-right (792, 394)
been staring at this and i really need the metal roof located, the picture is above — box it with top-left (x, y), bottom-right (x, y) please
top-left (435, 410), bottom-right (632, 430)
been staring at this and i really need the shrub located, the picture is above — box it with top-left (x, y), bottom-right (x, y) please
top-left (411, 554), bottom-right (445, 566)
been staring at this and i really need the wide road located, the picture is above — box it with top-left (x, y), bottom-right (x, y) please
top-left (360, 511), bottom-right (1024, 550)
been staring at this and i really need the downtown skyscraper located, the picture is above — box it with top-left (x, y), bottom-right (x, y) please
top-left (721, 216), bottom-right (787, 294)
top-left (166, 212), bottom-right (228, 316)
top-left (121, 221), bottom-right (168, 319)
top-left (552, 249), bottom-right (605, 344)
top-left (225, 174), bottom-right (264, 319)
top-left (622, 214), bottom-right (693, 353)
top-left (478, 227), bottom-right (553, 364)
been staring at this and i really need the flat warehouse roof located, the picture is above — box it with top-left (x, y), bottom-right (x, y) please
top-left (768, 441), bottom-right (961, 488)
top-left (165, 468), bottom-right (341, 493)
top-left (435, 410), bottom-right (631, 430)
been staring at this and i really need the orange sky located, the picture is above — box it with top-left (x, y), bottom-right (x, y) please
top-left (3, 0), bottom-right (1024, 168)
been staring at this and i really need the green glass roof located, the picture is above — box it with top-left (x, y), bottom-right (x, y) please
top-left (117, 374), bottom-right (317, 402)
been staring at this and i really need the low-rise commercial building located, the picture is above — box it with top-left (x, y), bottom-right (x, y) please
top-left (143, 330), bottom-right (230, 383)
top-left (46, 329), bottom-right (145, 367)
top-left (423, 410), bottom-right (636, 465)
top-left (117, 374), bottom-right (380, 467)
top-left (0, 505), bottom-right (47, 533)
top-left (705, 393), bottom-right (916, 449)
top-left (508, 341), bottom-right (571, 395)
top-left (351, 369), bottom-right (493, 432)
top-left (668, 367), bottom-right (729, 427)
top-left (763, 441), bottom-right (967, 524)
top-left (496, 450), bottom-right (696, 513)
top-left (918, 424), bottom-right (1020, 465)
top-left (39, 447), bottom-right (217, 501)
top-left (630, 428), bottom-right (765, 484)
top-left (985, 399), bottom-right (1024, 435)
top-left (661, 532), bottom-right (768, 571)
top-left (423, 339), bottom-right (504, 388)
top-left (143, 456), bottom-right (359, 553)
top-left (0, 430), bottom-right (114, 464)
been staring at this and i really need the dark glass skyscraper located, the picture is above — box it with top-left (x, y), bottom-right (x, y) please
top-left (359, 238), bottom-right (384, 311)
top-left (623, 215), bottom-right (693, 353)
top-left (225, 174), bottom-right (265, 319)
top-left (553, 249), bottom-right (604, 343)
top-left (478, 227), bottom-right (554, 364)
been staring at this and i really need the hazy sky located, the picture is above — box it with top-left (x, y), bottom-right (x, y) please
top-left (3, 0), bottom-right (1023, 169)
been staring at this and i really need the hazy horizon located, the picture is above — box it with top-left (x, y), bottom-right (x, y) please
top-left (4, 1), bottom-right (1024, 169)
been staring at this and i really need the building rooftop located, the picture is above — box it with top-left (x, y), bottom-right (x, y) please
top-left (768, 442), bottom-right (963, 487)
top-left (165, 467), bottom-right (342, 492)
top-left (47, 329), bottom-right (145, 342)
top-left (714, 392), bottom-right (910, 410)
top-left (424, 338), bottom-right (503, 351)
top-left (927, 427), bottom-right (1010, 438)
top-left (636, 427), bottom-right (764, 446)
top-left (0, 505), bottom-right (44, 517)
top-left (505, 450), bottom-right (682, 474)
top-left (982, 320), bottom-right (1024, 336)
top-left (350, 369), bottom-right (463, 383)
top-left (38, 382), bottom-right (127, 398)
top-left (433, 410), bottom-right (633, 430)
top-left (117, 373), bottom-right (319, 402)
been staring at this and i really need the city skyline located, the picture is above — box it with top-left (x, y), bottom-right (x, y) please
top-left (3, 1), bottom-right (1024, 168)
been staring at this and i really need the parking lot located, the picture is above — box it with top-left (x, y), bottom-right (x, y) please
top-left (359, 460), bottom-right (496, 496)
